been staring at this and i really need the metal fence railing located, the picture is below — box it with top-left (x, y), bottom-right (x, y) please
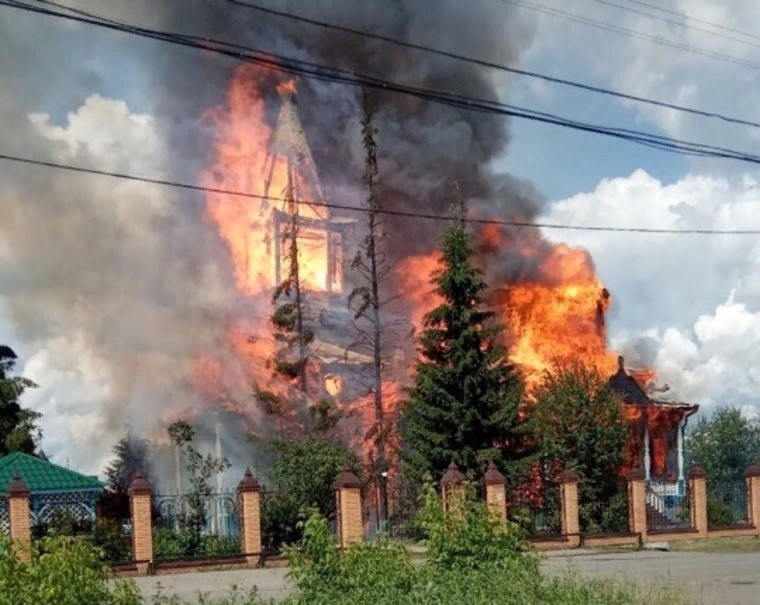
top-left (581, 489), bottom-right (630, 535)
top-left (708, 479), bottom-right (749, 528)
top-left (509, 480), bottom-right (563, 539)
top-left (152, 490), bottom-right (241, 561)
top-left (646, 481), bottom-right (691, 532)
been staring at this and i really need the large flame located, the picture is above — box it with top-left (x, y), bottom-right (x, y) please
top-left (496, 242), bottom-right (617, 392)
top-left (202, 65), bottom-right (330, 297)
top-left (194, 64), bottom-right (654, 482)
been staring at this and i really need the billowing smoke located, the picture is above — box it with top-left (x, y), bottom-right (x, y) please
top-left (0, 1), bottom-right (544, 477)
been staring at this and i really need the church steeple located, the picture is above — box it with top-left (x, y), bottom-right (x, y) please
top-left (262, 84), bottom-right (326, 219)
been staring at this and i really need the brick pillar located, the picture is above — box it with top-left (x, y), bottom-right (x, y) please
top-left (7, 474), bottom-right (31, 561)
top-left (129, 472), bottom-right (153, 575)
top-left (237, 468), bottom-right (261, 564)
top-left (440, 460), bottom-right (466, 512)
top-left (484, 460), bottom-right (507, 524)
top-left (745, 464), bottom-right (760, 534)
top-left (559, 469), bottom-right (580, 546)
top-left (688, 465), bottom-right (708, 537)
top-left (627, 467), bottom-right (647, 543)
top-left (334, 468), bottom-right (363, 548)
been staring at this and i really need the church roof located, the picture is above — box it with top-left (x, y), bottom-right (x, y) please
top-left (608, 356), bottom-right (650, 405)
top-left (267, 90), bottom-right (326, 215)
top-left (608, 356), bottom-right (699, 413)
top-left (0, 452), bottom-right (103, 494)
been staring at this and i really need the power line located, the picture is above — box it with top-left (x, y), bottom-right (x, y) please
top-left (500, 0), bottom-right (760, 71)
top-left (590, 0), bottom-right (760, 50)
top-left (2, 152), bottom-right (758, 236)
top-left (4, 0), bottom-right (760, 166)
top-left (219, 0), bottom-right (760, 130)
top-left (8, 0), bottom-right (760, 162)
top-left (623, 0), bottom-right (760, 42)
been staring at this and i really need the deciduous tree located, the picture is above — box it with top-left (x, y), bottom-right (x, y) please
top-left (531, 362), bottom-right (627, 531)
top-left (687, 406), bottom-right (760, 483)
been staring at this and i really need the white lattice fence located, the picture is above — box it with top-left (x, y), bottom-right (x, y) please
top-left (32, 492), bottom-right (97, 526)
top-left (0, 498), bottom-right (9, 534)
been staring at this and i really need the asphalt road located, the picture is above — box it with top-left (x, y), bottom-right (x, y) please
top-left (132, 550), bottom-right (760, 604)
top-left (543, 550), bottom-right (760, 605)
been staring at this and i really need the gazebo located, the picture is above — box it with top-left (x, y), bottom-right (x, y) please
top-left (0, 452), bottom-right (104, 533)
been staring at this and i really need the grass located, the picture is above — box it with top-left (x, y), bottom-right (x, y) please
top-left (670, 535), bottom-right (760, 553)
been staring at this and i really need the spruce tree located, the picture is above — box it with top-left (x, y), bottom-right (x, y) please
top-left (348, 90), bottom-right (394, 524)
top-left (0, 345), bottom-right (41, 456)
top-left (401, 200), bottom-right (522, 480)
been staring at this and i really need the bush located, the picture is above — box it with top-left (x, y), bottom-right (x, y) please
top-left (31, 509), bottom-right (93, 539)
top-left (153, 529), bottom-right (241, 560)
top-left (261, 492), bottom-right (302, 551)
top-left (92, 520), bottom-right (132, 563)
top-left (281, 488), bottom-right (689, 605)
top-left (0, 535), bottom-right (141, 605)
top-left (707, 497), bottom-right (737, 527)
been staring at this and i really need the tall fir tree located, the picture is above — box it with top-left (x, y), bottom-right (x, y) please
top-left (261, 168), bottom-right (342, 436)
top-left (271, 173), bottom-right (312, 395)
top-left (0, 345), bottom-right (41, 456)
top-left (348, 90), bottom-right (394, 525)
top-left (401, 199), bottom-right (523, 480)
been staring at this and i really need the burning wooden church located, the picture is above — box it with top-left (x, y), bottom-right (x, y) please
top-left (609, 356), bottom-right (699, 497)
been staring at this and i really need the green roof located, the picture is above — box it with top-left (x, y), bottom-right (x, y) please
top-left (0, 452), bottom-right (104, 494)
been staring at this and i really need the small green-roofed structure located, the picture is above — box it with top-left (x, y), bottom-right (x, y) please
top-left (0, 452), bottom-right (104, 533)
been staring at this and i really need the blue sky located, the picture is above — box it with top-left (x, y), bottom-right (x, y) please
top-left (1, 0), bottom-right (759, 474)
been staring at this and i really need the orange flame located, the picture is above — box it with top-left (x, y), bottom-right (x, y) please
top-left (277, 78), bottom-right (298, 96)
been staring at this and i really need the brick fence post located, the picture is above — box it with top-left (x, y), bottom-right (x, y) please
top-left (484, 460), bottom-right (507, 524)
top-left (688, 465), bottom-right (708, 538)
top-left (441, 460), bottom-right (466, 512)
top-left (745, 464), bottom-right (760, 534)
top-left (128, 472), bottom-right (153, 575)
top-left (237, 468), bottom-right (261, 564)
top-left (334, 467), bottom-right (363, 548)
top-left (627, 467), bottom-right (647, 544)
top-left (8, 474), bottom-right (31, 561)
top-left (559, 469), bottom-right (580, 547)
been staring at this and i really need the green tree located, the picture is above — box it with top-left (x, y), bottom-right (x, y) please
top-left (104, 431), bottom-right (150, 494)
top-left (686, 406), bottom-right (760, 483)
top-left (270, 437), bottom-right (359, 517)
top-left (531, 363), bottom-right (627, 531)
top-left (401, 199), bottom-right (523, 480)
top-left (167, 420), bottom-right (230, 553)
top-left (261, 437), bottom-right (359, 550)
top-left (261, 178), bottom-right (343, 437)
top-left (100, 431), bottom-right (151, 522)
top-left (0, 345), bottom-right (41, 456)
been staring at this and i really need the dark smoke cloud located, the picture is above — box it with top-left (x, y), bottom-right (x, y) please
top-left (148, 0), bottom-right (542, 253)
top-left (0, 0), bottom-right (540, 475)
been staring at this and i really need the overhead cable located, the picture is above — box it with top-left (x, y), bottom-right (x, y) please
top-left (3, 0), bottom-right (760, 165)
top-left (2, 152), bottom-right (759, 236)
top-left (219, 0), bottom-right (760, 129)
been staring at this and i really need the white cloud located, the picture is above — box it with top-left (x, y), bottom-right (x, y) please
top-left (1, 94), bottom-right (233, 476)
top-left (543, 169), bottom-right (760, 413)
top-left (523, 0), bottom-right (760, 172)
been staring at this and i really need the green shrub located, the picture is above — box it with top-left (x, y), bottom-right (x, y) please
top-left (416, 485), bottom-right (531, 572)
top-left (707, 497), bottom-right (738, 527)
top-left (153, 528), bottom-right (241, 560)
top-left (281, 488), bottom-right (689, 605)
top-left (30, 509), bottom-right (93, 539)
top-left (200, 535), bottom-right (241, 557)
top-left (261, 492), bottom-right (302, 551)
top-left (92, 520), bottom-right (132, 562)
top-left (0, 535), bottom-right (141, 605)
